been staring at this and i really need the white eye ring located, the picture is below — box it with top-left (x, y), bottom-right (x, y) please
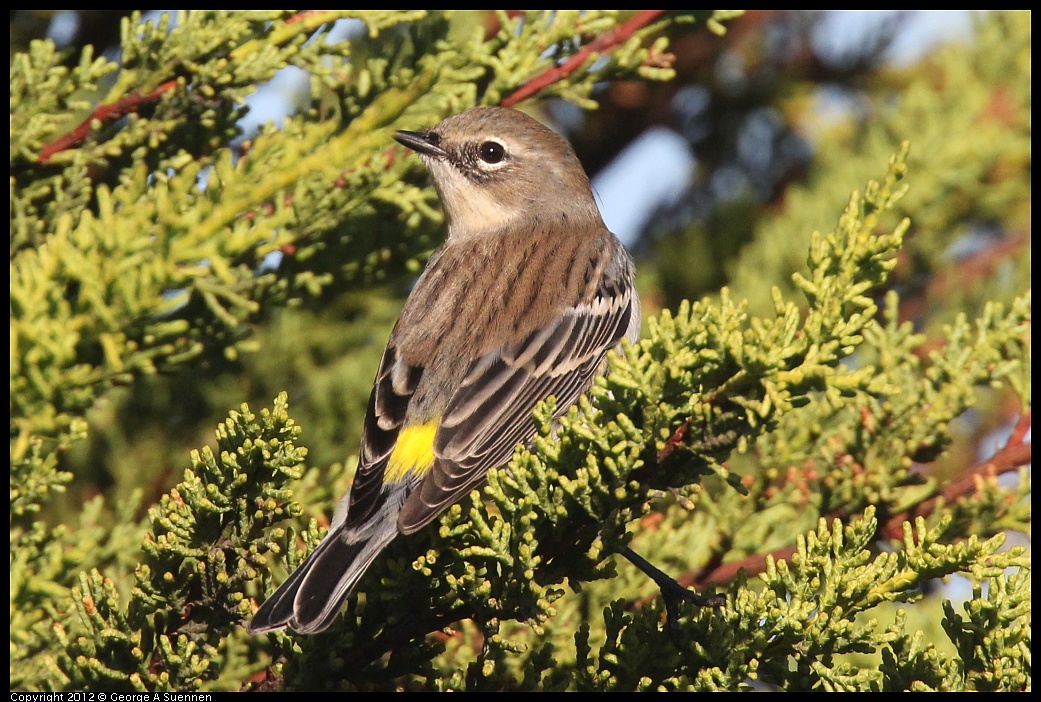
top-left (478, 140), bottom-right (506, 165)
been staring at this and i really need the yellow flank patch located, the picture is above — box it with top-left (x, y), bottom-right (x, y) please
top-left (384, 421), bottom-right (438, 483)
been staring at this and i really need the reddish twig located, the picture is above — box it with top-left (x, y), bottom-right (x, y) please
top-left (1008, 411), bottom-right (1032, 445)
top-left (284, 10), bottom-right (328, 25)
top-left (677, 412), bottom-right (1032, 591)
top-left (37, 79), bottom-right (180, 163)
top-left (926, 235), bottom-right (1028, 303)
top-left (657, 420), bottom-right (691, 463)
top-left (903, 235), bottom-right (1028, 356)
top-left (35, 10), bottom-right (339, 165)
top-left (501, 10), bottom-right (669, 107)
top-left (688, 545), bottom-right (798, 590)
top-left (881, 412), bottom-right (1032, 540)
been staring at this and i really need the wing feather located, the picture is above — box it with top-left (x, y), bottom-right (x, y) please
top-left (346, 345), bottom-right (423, 528)
top-left (397, 278), bottom-right (634, 534)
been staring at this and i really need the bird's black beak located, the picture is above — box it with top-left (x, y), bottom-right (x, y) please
top-left (394, 129), bottom-right (448, 158)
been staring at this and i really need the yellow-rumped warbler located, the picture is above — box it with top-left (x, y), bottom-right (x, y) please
top-left (248, 106), bottom-right (640, 634)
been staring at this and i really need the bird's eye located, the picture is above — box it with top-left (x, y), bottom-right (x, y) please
top-left (478, 140), bottom-right (506, 164)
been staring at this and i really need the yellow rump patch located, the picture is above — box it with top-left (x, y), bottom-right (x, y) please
top-left (384, 421), bottom-right (438, 483)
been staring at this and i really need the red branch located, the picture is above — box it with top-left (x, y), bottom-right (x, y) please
top-left (284, 10), bottom-right (328, 25)
top-left (941, 235), bottom-right (1028, 289)
top-left (904, 235), bottom-right (1028, 356)
top-left (34, 11), bottom-right (339, 164)
top-left (501, 10), bottom-right (669, 107)
top-left (681, 412), bottom-right (1032, 591)
top-left (881, 412), bottom-right (1032, 540)
top-left (37, 79), bottom-right (180, 163)
top-left (689, 545), bottom-right (798, 590)
top-left (1008, 411), bottom-right (1032, 445)
top-left (37, 12), bottom-right (669, 165)
top-left (657, 420), bottom-right (691, 463)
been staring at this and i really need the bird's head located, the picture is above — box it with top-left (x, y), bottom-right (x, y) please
top-left (395, 106), bottom-right (602, 241)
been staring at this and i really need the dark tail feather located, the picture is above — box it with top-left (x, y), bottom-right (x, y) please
top-left (247, 523), bottom-right (399, 634)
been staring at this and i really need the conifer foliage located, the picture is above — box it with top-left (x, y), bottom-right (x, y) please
top-left (10, 10), bottom-right (1029, 691)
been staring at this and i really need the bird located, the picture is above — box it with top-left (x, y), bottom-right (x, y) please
top-left (247, 106), bottom-right (640, 634)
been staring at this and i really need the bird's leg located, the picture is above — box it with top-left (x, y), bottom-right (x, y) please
top-left (622, 546), bottom-right (725, 639)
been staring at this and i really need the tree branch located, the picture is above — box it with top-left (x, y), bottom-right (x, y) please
top-left (501, 10), bottom-right (669, 107)
top-left (37, 79), bottom-right (179, 163)
top-left (35, 10), bottom-right (338, 164)
top-left (881, 412), bottom-right (1032, 540)
top-left (682, 412), bottom-right (1032, 591)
